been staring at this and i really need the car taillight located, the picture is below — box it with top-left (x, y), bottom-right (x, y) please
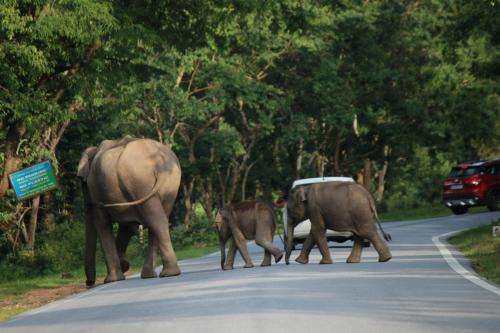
top-left (464, 175), bottom-right (481, 186)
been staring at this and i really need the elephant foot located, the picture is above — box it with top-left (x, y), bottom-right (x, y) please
top-left (378, 254), bottom-right (392, 263)
top-left (260, 262), bottom-right (271, 267)
top-left (295, 256), bottom-right (309, 264)
top-left (141, 267), bottom-right (158, 279)
top-left (86, 279), bottom-right (96, 288)
top-left (346, 256), bottom-right (361, 263)
top-left (243, 263), bottom-right (254, 268)
top-left (160, 265), bottom-right (181, 277)
top-left (223, 264), bottom-right (234, 270)
top-left (319, 258), bottom-right (333, 264)
top-left (120, 258), bottom-right (130, 273)
top-left (275, 252), bottom-right (283, 264)
top-left (104, 272), bottom-right (125, 284)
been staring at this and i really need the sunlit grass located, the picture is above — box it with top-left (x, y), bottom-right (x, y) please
top-left (0, 307), bottom-right (27, 322)
top-left (448, 219), bottom-right (500, 284)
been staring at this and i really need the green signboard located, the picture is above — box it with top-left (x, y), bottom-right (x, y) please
top-left (8, 161), bottom-right (57, 201)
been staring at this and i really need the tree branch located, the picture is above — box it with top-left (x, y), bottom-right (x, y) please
top-left (188, 83), bottom-right (221, 97)
top-left (188, 61), bottom-right (201, 92)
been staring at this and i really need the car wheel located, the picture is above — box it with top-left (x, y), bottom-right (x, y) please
top-left (486, 189), bottom-right (500, 211)
top-left (451, 206), bottom-right (468, 215)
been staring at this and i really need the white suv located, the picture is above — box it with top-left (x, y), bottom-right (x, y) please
top-left (282, 177), bottom-right (356, 248)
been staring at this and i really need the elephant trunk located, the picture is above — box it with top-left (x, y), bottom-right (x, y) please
top-left (219, 239), bottom-right (226, 270)
top-left (285, 220), bottom-right (294, 265)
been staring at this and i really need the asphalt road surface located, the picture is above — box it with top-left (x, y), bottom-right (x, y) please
top-left (2, 211), bottom-right (500, 333)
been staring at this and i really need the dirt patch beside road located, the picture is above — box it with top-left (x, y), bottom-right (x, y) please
top-left (0, 284), bottom-right (87, 320)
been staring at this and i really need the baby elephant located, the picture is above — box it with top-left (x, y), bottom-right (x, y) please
top-left (215, 200), bottom-right (283, 270)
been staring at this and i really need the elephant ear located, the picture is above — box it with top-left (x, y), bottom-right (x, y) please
top-left (214, 209), bottom-right (223, 230)
top-left (297, 187), bottom-right (308, 202)
top-left (77, 146), bottom-right (98, 182)
top-left (220, 207), bottom-right (232, 221)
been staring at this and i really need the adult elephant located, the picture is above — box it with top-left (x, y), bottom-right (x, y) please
top-left (285, 182), bottom-right (392, 265)
top-left (215, 200), bottom-right (283, 270)
top-left (77, 136), bottom-right (181, 286)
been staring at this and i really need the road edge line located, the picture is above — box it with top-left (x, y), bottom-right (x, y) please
top-left (432, 229), bottom-right (500, 297)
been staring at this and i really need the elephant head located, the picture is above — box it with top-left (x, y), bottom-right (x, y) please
top-left (214, 208), bottom-right (233, 270)
top-left (285, 186), bottom-right (308, 264)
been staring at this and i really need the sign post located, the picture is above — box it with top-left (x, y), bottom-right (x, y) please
top-left (8, 161), bottom-right (58, 201)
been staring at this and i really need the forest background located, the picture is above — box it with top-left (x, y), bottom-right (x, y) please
top-left (0, 0), bottom-right (499, 280)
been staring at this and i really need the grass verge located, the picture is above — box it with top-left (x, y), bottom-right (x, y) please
top-left (0, 244), bottom-right (217, 322)
top-left (379, 205), bottom-right (488, 222)
top-left (448, 219), bottom-right (500, 285)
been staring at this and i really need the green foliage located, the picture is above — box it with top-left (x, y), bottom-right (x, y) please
top-left (1, 0), bottom-right (499, 284)
top-left (383, 147), bottom-right (456, 211)
top-left (0, 220), bottom-right (84, 282)
top-left (171, 215), bottom-right (218, 249)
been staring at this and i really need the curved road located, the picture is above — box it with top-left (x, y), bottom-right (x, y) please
top-left (2, 211), bottom-right (500, 333)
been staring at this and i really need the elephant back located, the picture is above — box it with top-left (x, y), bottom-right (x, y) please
top-left (88, 138), bottom-right (181, 209)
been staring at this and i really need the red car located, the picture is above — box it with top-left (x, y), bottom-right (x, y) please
top-left (442, 159), bottom-right (500, 214)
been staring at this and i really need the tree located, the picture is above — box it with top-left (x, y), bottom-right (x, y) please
top-left (0, 0), bottom-right (116, 250)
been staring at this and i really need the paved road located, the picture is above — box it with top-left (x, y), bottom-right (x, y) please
top-left (2, 211), bottom-right (500, 333)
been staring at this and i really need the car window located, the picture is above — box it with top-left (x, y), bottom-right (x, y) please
top-left (449, 167), bottom-right (480, 177)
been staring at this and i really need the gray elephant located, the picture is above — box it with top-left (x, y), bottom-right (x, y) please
top-left (215, 200), bottom-right (283, 270)
top-left (77, 136), bottom-right (182, 286)
top-left (285, 182), bottom-right (392, 265)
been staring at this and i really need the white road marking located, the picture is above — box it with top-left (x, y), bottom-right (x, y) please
top-left (433, 229), bottom-right (500, 297)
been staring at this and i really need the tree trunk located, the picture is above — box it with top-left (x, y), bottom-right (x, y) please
top-left (27, 195), bottom-right (41, 249)
top-left (241, 160), bottom-right (258, 201)
top-left (316, 154), bottom-right (326, 177)
top-left (362, 158), bottom-right (372, 192)
top-left (0, 122), bottom-right (26, 198)
top-left (182, 179), bottom-right (196, 229)
top-left (374, 145), bottom-right (390, 202)
top-left (295, 137), bottom-right (304, 179)
top-left (199, 178), bottom-right (214, 221)
top-left (227, 162), bottom-right (243, 204)
top-left (199, 148), bottom-right (215, 220)
top-left (333, 130), bottom-right (341, 176)
top-left (375, 161), bottom-right (388, 202)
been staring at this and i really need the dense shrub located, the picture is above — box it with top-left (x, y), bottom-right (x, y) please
top-left (0, 220), bottom-right (86, 282)
top-left (381, 148), bottom-right (454, 211)
top-left (171, 215), bottom-right (218, 249)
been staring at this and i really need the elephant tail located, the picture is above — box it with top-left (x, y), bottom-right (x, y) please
top-left (99, 175), bottom-right (160, 208)
top-left (370, 199), bottom-right (392, 242)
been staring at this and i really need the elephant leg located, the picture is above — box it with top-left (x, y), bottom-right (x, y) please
top-left (346, 235), bottom-right (363, 263)
top-left (224, 238), bottom-right (237, 270)
top-left (140, 198), bottom-right (180, 277)
top-left (255, 237), bottom-right (283, 265)
top-left (310, 213), bottom-right (333, 264)
top-left (230, 227), bottom-right (254, 268)
top-left (141, 228), bottom-right (158, 279)
top-left (359, 229), bottom-right (392, 262)
top-left (295, 233), bottom-right (315, 264)
top-left (372, 235), bottom-right (392, 262)
top-left (261, 250), bottom-right (272, 266)
top-left (116, 224), bottom-right (138, 273)
top-left (94, 211), bottom-right (124, 283)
